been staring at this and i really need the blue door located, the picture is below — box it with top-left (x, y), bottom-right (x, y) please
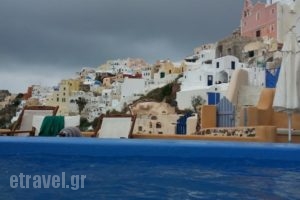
top-left (216, 97), bottom-right (235, 127)
top-left (207, 92), bottom-right (220, 105)
top-left (176, 113), bottom-right (192, 135)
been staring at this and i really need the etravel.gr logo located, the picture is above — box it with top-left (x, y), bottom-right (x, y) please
top-left (10, 172), bottom-right (86, 190)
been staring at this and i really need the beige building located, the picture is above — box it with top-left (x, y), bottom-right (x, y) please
top-left (152, 60), bottom-right (186, 78)
top-left (102, 77), bottom-right (113, 88)
top-left (45, 79), bottom-right (81, 115)
top-left (134, 114), bottom-right (181, 135)
top-left (131, 102), bottom-right (181, 135)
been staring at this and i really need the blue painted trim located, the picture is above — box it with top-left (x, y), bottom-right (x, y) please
top-left (1, 137), bottom-right (300, 161)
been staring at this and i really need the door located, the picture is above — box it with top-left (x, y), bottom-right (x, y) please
top-left (207, 75), bottom-right (213, 86)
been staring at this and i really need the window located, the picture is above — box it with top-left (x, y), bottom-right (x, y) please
top-left (256, 12), bottom-right (260, 20)
top-left (138, 126), bottom-right (143, 132)
top-left (156, 122), bottom-right (162, 129)
top-left (270, 24), bottom-right (274, 32)
top-left (216, 62), bottom-right (220, 68)
top-left (248, 51), bottom-right (254, 57)
top-left (151, 116), bottom-right (157, 120)
top-left (256, 30), bottom-right (261, 37)
top-left (231, 61), bottom-right (236, 70)
top-left (205, 60), bottom-right (212, 64)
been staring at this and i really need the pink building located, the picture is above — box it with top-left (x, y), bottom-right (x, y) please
top-left (241, 0), bottom-right (278, 40)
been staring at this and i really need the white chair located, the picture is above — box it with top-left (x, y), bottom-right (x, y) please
top-left (0, 105), bottom-right (58, 136)
top-left (96, 115), bottom-right (136, 139)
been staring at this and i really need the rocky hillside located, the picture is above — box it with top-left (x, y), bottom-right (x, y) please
top-left (0, 93), bottom-right (23, 129)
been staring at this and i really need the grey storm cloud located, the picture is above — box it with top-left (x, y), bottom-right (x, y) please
top-left (0, 0), bottom-right (254, 93)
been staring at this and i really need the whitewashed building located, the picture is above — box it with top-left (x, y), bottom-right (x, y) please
top-left (31, 85), bottom-right (54, 105)
top-left (177, 55), bottom-right (245, 110)
top-left (101, 89), bottom-right (113, 107)
top-left (141, 66), bottom-right (152, 80)
top-left (193, 43), bottom-right (216, 64)
top-left (121, 78), bottom-right (145, 99)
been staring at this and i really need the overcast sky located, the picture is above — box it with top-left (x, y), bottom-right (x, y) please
top-left (0, 0), bottom-right (261, 93)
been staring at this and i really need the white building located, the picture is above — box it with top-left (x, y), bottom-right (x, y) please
top-left (177, 55), bottom-right (245, 110)
top-left (31, 85), bottom-right (55, 105)
top-left (69, 91), bottom-right (105, 122)
top-left (69, 91), bottom-right (94, 114)
top-left (97, 59), bottom-right (138, 75)
top-left (193, 43), bottom-right (216, 64)
top-left (84, 95), bottom-right (104, 122)
top-left (100, 89), bottom-right (113, 107)
top-left (244, 66), bottom-right (266, 87)
top-left (152, 70), bottom-right (178, 87)
top-left (271, 0), bottom-right (295, 6)
top-left (121, 78), bottom-right (145, 99)
top-left (141, 66), bottom-right (152, 80)
top-left (212, 55), bottom-right (245, 83)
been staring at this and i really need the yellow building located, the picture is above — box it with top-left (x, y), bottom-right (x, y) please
top-left (152, 60), bottom-right (186, 78)
top-left (45, 79), bottom-right (81, 115)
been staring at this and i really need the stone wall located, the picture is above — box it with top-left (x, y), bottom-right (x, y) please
top-left (216, 34), bottom-right (258, 62)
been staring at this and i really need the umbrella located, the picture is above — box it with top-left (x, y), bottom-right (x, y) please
top-left (273, 30), bottom-right (300, 142)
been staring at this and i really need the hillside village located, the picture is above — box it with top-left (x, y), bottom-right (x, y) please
top-left (1, 0), bottom-right (300, 137)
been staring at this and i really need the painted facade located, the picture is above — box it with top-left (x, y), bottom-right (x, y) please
top-left (241, 0), bottom-right (299, 43)
top-left (45, 79), bottom-right (80, 115)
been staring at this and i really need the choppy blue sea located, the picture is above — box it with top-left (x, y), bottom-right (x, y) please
top-left (0, 154), bottom-right (300, 200)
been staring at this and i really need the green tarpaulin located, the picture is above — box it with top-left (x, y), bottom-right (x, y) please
top-left (39, 116), bottom-right (65, 136)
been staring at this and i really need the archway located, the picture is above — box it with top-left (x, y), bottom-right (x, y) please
top-left (217, 70), bottom-right (229, 84)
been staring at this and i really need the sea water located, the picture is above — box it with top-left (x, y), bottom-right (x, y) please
top-left (0, 154), bottom-right (299, 199)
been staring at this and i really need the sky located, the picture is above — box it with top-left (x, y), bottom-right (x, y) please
top-left (0, 0), bottom-right (261, 94)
